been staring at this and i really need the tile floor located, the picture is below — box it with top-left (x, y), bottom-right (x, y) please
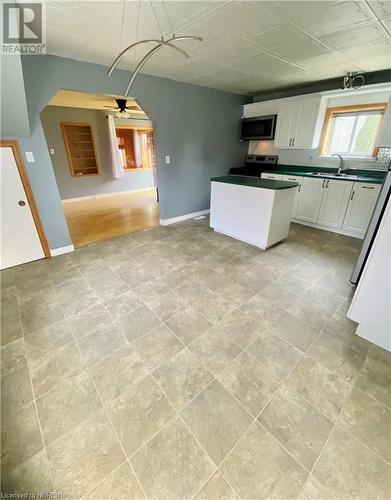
top-left (1, 219), bottom-right (390, 499)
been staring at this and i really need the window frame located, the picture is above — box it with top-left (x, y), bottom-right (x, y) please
top-left (319, 103), bottom-right (386, 159)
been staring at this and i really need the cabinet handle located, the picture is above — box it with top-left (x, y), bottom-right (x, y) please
top-left (288, 177), bottom-right (295, 180)
top-left (289, 138), bottom-right (292, 146)
top-left (322, 180), bottom-right (325, 188)
top-left (362, 186), bottom-right (375, 189)
top-left (292, 138), bottom-right (295, 146)
top-left (326, 179), bottom-right (329, 188)
top-left (350, 190), bottom-right (355, 200)
top-left (298, 184), bottom-right (301, 192)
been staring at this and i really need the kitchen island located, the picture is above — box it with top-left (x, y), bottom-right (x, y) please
top-left (210, 175), bottom-right (299, 249)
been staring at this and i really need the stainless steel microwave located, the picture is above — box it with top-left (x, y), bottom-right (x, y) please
top-left (241, 115), bottom-right (277, 141)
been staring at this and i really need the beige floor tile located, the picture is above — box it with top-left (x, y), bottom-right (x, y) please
top-left (306, 334), bottom-right (364, 381)
top-left (287, 355), bottom-right (353, 421)
top-left (165, 308), bottom-right (211, 345)
top-left (167, 280), bottom-right (209, 305)
top-left (257, 282), bottom-right (299, 311)
top-left (1, 315), bottom-right (23, 346)
top-left (91, 277), bottom-right (129, 302)
top-left (47, 409), bottom-right (125, 499)
top-left (287, 296), bottom-right (336, 330)
top-left (302, 284), bottom-right (345, 310)
top-left (154, 348), bottom-right (214, 410)
top-left (181, 380), bottom-right (252, 465)
top-left (192, 290), bottom-right (237, 324)
top-left (131, 416), bottom-right (215, 500)
top-left (162, 269), bottom-right (192, 290)
top-left (259, 385), bottom-right (333, 470)
top-left (270, 312), bottom-right (320, 353)
top-left (23, 319), bottom-right (73, 361)
top-left (85, 462), bottom-right (145, 499)
top-left (21, 301), bottom-right (64, 335)
top-left (89, 345), bottom-right (148, 402)
top-left (36, 371), bottom-right (101, 445)
top-left (61, 289), bottom-right (100, 317)
top-left (116, 304), bottom-right (161, 343)
top-left (104, 291), bottom-right (141, 320)
top-left (355, 356), bottom-right (391, 408)
top-left (53, 276), bottom-right (90, 299)
top-left (1, 366), bottom-right (33, 416)
top-left (29, 341), bottom-right (85, 398)
top-left (217, 351), bottom-right (280, 417)
top-left (1, 338), bottom-right (27, 376)
top-left (1, 450), bottom-right (54, 495)
top-left (339, 388), bottom-right (391, 463)
top-left (150, 290), bottom-right (188, 322)
top-left (77, 322), bottom-right (127, 367)
top-left (323, 315), bottom-right (372, 355)
top-left (299, 475), bottom-right (333, 499)
top-left (313, 427), bottom-right (391, 499)
top-left (242, 294), bottom-right (284, 328)
top-left (188, 323), bottom-right (241, 376)
top-left (1, 402), bottom-right (43, 470)
top-left (134, 324), bottom-right (183, 371)
top-left (247, 330), bottom-right (303, 380)
top-left (68, 303), bottom-right (113, 339)
top-left (133, 279), bottom-right (172, 309)
top-left (107, 375), bottom-right (175, 456)
top-left (220, 422), bottom-right (307, 499)
top-left (194, 471), bottom-right (239, 500)
top-left (219, 308), bottom-right (263, 349)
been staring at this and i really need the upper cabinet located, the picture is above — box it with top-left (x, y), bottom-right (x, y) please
top-left (377, 95), bottom-right (391, 147)
top-left (274, 96), bottom-right (327, 149)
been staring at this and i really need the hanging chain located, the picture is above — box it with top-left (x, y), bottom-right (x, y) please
top-left (161, 0), bottom-right (175, 37)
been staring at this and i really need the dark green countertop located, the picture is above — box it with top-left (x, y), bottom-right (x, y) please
top-left (211, 176), bottom-right (299, 190)
top-left (263, 164), bottom-right (386, 184)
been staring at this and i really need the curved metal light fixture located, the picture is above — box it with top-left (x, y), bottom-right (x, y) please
top-left (108, 35), bottom-right (203, 97)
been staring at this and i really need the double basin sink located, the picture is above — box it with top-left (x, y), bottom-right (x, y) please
top-left (308, 172), bottom-right (366, 180)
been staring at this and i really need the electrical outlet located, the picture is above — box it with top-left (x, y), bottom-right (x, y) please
top-left (25, 151), bottom-right (35, 163)
top-left (49, 148), bottom-right (55, 155)
top-left (165, 155), bottom-right (171, 165)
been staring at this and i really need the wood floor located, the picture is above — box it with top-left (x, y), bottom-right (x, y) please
top-left (63, 189), bottom-right (160, 247)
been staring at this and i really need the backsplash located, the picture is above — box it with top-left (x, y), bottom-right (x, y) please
top-left (249, 141), bottom-right (390, 171)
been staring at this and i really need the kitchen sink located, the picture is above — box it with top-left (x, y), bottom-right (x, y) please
top-left (308, 172), bottom-right (364, 180)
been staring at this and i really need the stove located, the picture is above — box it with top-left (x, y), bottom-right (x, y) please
top-left (230, 155), bottom-right (278, 177)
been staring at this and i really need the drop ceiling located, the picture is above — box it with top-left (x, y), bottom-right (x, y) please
top-left (46, 0), bottom-right (391, 95)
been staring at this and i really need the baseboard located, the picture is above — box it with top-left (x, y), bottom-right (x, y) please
top-left (62, 187), bottom-right (155, 203)
top-left (291, 219), bottom-right (364, 239)
top-left (50, 244), bottom-right (75, 257)
top-left (160, 209), bottom-right (210, 226)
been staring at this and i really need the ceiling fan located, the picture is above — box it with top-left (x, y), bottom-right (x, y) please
top-left (104, 98), bottom-right (140, 118)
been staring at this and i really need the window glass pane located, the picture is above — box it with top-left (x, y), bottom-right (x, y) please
top-left (351, 112), bottom-right (382, 155)
top-left (328, 115), bottom-right (355, 153)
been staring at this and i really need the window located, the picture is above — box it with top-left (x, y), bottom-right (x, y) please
top-left (321, 104), bottom-right (386, 158)
top-left (115, 127), bottom-right (156, 170)
top-left (61, 123), bottom-right (99, 176)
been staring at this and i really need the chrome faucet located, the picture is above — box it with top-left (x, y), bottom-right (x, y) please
top-left (332, 154), bottom-right (346, 174)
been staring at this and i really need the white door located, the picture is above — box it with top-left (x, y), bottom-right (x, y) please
top-left (317, 179), bottom-right (353, 229)
top-left (0, 147), bottom-right (45, 269)
top-left (261, 173), bottom-right (283, 180)
top-left (282, 175), bottom-right (302, 218)
top-left (342, 182), bottom-right (381, 237)
top-left (274, 101), bottom-right (297, 148)
top-left (295, 177), bottom-right (324, 223)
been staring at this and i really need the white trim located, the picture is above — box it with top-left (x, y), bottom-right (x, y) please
top-left (50, 244), bottom-right (75, 257)
top-left (291, 219), bottom-right (363, 239)
top-left (160, 209), bottom-right (210, 226)
top-left (62, 187), bottom-right (155, 203)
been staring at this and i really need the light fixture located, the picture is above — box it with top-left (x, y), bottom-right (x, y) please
top-left (108, 0), bottom-right (203, 97)
top-left (342, 72), bottom-right (365, 91)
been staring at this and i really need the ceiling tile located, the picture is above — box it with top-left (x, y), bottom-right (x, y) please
top-left (244, 22), bottom-right (312, 50)
top-left (270, 39), bottom-right (331, 63)
top-left (366, 0), bottom-right (391, 19)
top-left (319, 21), bottom-right (388, 49)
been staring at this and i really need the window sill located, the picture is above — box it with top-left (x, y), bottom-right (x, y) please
top-left (319, 155), bottom-right (381, 163)
top-left (124, 167), bottom-right (154, 172)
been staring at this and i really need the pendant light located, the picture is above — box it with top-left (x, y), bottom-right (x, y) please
top-left (108, 0), bottom-right (203, 97)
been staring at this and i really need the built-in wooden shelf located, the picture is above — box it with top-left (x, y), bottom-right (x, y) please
top-left (61, 123), bottom-right (100, 177)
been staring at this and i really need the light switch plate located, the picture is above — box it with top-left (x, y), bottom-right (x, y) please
top-left (165, 155), bottom-right (171, 164)
top-left (49, 148), bottom-right (55, 155)
top-left (25, 151), bottom-right (35, 163)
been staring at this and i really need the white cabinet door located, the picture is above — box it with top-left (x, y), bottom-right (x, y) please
top-left (317, 179), bottom-right (353, 229)
top-left (295, 177), bottom-right (324, 223)
top-left (282, 175), bottom-right (302, 218)
top-left (293, 97), bottom-right (326, 149)
top-left (0, 147), bottom-right (45, 269)
top-left (274, 101), bottom-right (297, 148)
top-left (261, 173), bottom-right (283, 180)
top-left (342, 182), bottom-right (381, 237)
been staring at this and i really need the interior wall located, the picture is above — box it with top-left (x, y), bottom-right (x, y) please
top-left (249, 89), bottom-right (391, 170)
top-left (41, 106), bottom-right (154, 200)
top-left (15, 54), bottom-right (247, 249)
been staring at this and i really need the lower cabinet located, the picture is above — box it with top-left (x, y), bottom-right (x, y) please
top-left (282, 175), bottom-right (302, 217)
top-left (317, 179), bottom-right (353, 228)
top-left (295, 177), bottom-right (324, 223)
top-left (342, 183), bottom-right (382, 237)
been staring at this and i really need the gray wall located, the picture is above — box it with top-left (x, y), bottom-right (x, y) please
top-left (41, 106), bottom-right (154, 200)
top-left (1, 55), bottom-right (30, 137)
top-left (11, 54), bottom-right (247, 249)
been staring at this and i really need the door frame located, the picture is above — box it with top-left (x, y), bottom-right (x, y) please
top-left (1, 140), bottom-right (50, 258)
